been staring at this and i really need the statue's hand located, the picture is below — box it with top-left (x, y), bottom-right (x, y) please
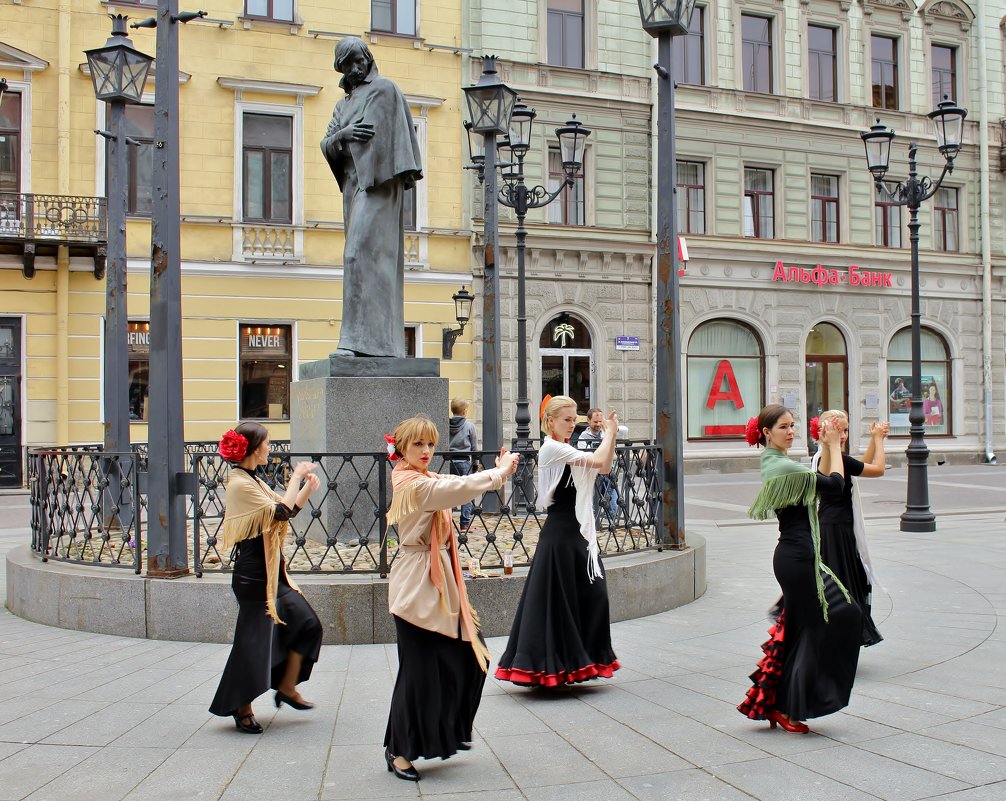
top-left (340, 119), bottom-right (375, 143)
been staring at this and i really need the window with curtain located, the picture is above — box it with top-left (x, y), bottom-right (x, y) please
top-left (808, 24), bottom-right (837, 102)
top-left (742, 14), bottom-right (773, 93)
top-left (687, 320), bottom-right (764, 439)
top-left (672, 6), bottom-right (704, 85)
top-left (810, 174), bottom-right (839, 243)
top-left (743, 168), bottom-right (774, 239)
top-left (872, 35), bottom-right (899, 110)
top-left (934, 187), bottom-right (958, 252)
top-left (242, 113), bottom-right (292, 224)
top-left (547, 147), bottom-right (585, 226)
top-left (245, 0), bottom-right (294, 22)
top-left (371, 0), bottom-right (416, 36)
top-left (0, 91), bottom-right (20, 194)
top-left (887, 327), bottom-right (951, 435)
top-left (875, 185), bottom-right (902, 248)
top-left (677, 161), bottom-right (705, 235)
top-left (931, 44), bottom-right (957, 106)
top-left (547, 0), bottom-right (585, 69)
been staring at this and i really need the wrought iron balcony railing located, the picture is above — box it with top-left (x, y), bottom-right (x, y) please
top-left (0, 193), bottom-right (108, 279)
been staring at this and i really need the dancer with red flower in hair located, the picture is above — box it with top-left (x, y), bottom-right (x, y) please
top-left (737, 405), bottom-right (862, 734)
top-left (811, 410), bottom-right (889, 646)
top-left (209, 422), bottom-right (323, 734)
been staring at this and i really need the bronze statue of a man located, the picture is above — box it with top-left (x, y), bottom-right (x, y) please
top-left (321, 37), bottom-right (423, 357)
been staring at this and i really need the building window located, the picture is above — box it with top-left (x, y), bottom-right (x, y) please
top-left (932, 45), bottom-right (957, 106)
top-left (743, 168), bottom-right (774, 239)
top-left (741, 14), bottom-right (773, 93)
top-left (872, 35), bottom-right (899, 110)
top-left (875, 187), bottom-right (902, 248)
top-left (240, 324), bottom-right (292, 420)
top-left (677, 161), bottom-right (705, 235)
top-left (673, 6), bottom-right (704, 85)
top-left (404, 325), bottom-right (417, 357)
top-left (245, 0), bottom-right (294, 21)
top-left (888, 327), bottom-right (950, 436)
top-left (934, 187), bottom-right (958, 252)
top-left (0, 91), bottom-right (20, 194)
top-left (547, 147), bottom-right (585, 226)
top-left (107, 104), bottom-right (155, 217)
top-left (808, 24), bottom-right (837, 102)
top-left (810, 174), bottom-right (839, 243)
top-left (547, 0), bottom-right (585, 69)
top-left (127, 321), bottom-right (150, 421)
top-left (242, 113), bottom-right (292, 224)
top-left (687, 320), bottom-right (764, 439)
top-left (372, 0), bottom-right (416, 35)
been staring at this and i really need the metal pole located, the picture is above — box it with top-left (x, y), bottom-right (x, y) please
top-left (654, 32), bottom-right (685, 548)
top-left (513, 152), bottom-right (531, 452)
top-left (481, 133), bottom-right (502, 452)
top-left (900, 144), bottom-right (935, 532)
top-left (102, 98), bottom-right (133, 531)
top-left (146, 0), bottom-right (189, 575)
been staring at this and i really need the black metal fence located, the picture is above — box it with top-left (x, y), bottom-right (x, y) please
top-left (30, 441), bottom-right (662, 577)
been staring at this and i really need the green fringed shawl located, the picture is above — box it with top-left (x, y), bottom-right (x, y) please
top-left (748, 447), bottom-right (850, 621)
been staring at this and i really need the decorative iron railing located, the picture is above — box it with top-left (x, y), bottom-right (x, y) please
top-left (29, 442), bottom-right (662, 576)
top-left (0, 193), bottom-right (107, 244)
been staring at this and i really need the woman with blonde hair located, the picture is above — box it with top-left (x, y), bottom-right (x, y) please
top-left (208, 422), bottom-right (323, 734)
top-left (495, 395), bottom-right (621, 687)
top-left (812, 409), bottom-right (888, 646)
top-left (383, 416), bottom-right (519, 781)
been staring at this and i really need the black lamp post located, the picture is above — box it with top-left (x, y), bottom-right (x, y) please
top-left (495, 101), bottom-right (590, 451)
top-left (636, 0), bottom-right (696, 549)
top-left (85, 14), bottom-right (153, 534)
top-left (860, 96), bottom-right (967, 533)
top-left (442, 286), bottom-right (475, 359)
top-left (463, 56), bottom-right (517, 453)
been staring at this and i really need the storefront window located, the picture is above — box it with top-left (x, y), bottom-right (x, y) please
top-left (687, 320), bottom-right (764, 439)
top-left (240, 324), bottom-right (292, 420)
top-left (127, 321), bottom-right (149, 421)
top-left (887, 327), bottom-right (950, 436)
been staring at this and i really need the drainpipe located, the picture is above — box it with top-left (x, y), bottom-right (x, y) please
top-left (977, 0), bottom-right (997, 464)
top-left (56, 0), bottom-right (72, 446)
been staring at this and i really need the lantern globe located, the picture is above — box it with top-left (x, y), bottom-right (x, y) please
top-left (453, 286), bottom-right (475, 326)
top-left (860, 118), bottom-right (895, 183)
top-left (927, 96), bottom-right (967, 160)
top-left (85, 15), bottom-right (153, 104)
top-left (508, 100), bottom-right (537, 154)
top-left (555, 115), bottom-right (591, 172)
top-left (636, 0), bottom-right (698, 37)
top-left (463, 55), bottom-right (517, 135)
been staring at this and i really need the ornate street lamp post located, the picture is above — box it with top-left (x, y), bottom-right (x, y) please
top-left (636, 0), bottom-right (697, 549)
top-left (496, 102), bottom-right (590, 452)
top-left (442, 286), bottom-right (476, 359)
top-left (463, 56), bottom-right (517, 453)
top-left (860, 97), bottom-right (967, 533)
top-left (86, 14), bottom-right (154, 532)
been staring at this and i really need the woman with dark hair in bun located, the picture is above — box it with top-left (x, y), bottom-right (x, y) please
top-left (737, 405), bottom-right (862, 734)
top-left (208, 422), bottom-right (323, 734)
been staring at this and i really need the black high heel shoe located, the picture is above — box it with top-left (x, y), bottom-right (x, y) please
top-left (232, 713), bottom-right (263, 734)
top-left (385, 746), bottom-right (420, 781)
top-left (274, 690), bottom-right (315, 711)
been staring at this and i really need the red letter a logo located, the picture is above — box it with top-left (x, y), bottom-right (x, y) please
top-left (706, 360), bottom-right (744, 409)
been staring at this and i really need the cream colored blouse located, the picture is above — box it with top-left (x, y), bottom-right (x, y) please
top-left (387, 466), bottom-right (506, 638)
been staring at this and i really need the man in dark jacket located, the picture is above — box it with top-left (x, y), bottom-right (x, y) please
top-left (448, 398), bottom-right (478, 531)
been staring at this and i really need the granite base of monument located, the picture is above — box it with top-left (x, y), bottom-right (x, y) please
top-left (290, 358), bottom-right (449, 544)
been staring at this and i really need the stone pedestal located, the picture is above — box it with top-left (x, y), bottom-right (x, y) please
top-left (290, 356), bottom-right (449, 544)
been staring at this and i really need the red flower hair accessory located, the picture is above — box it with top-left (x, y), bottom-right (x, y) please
top-left (809, 416), bottom-right (822, 441)
top-left (744, 417), bottom-right (761, 447)
top-left (384, 434), bottom-right (400, 461)
top-left (218, 430), bottom-right (249, 462)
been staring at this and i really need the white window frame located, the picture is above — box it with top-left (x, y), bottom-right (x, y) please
top-left (235, 319), bottom-right (298, 422)
top-left (804, 19), bottom-right (847, 104)
top-left (538, 0), bottom-right (598, 72)
top-left (736, 9), bottom-right (780, 95)
top-left (0, 79), bottom-right (32, 194)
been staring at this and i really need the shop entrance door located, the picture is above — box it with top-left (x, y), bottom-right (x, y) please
top-left (0, 318), bottom-right (22, 487)
top-left (805, 323), bottom-right (848, 454)
top-left (539, 312), bottom-right (594, 419)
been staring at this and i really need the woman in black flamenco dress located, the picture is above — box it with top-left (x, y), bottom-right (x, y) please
top-left (495, 396), bottom-right (620, 687)
top-left (738, 405), bottom-right (862, 733)
top-left (814, 411), bottom-right (887, 647)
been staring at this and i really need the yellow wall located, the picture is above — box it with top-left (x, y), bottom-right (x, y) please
top-left (0, 1), bottom-right (476, 449)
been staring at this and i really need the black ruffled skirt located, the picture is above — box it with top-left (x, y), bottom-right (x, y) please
top-left (209, 553), bottom-right (323, 718)
top-left (494, 509), bottom-right (620, 686)
top-left (384, 615), bottom-right (486, 761)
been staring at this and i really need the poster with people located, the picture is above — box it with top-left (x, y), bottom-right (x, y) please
top-left (889, 375), bottom-right (941, 431)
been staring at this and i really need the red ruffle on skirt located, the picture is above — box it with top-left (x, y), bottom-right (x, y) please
top-left (737, 611), bottom-right (786, 720)
top-left (494, 659), bottom-right (621, 688)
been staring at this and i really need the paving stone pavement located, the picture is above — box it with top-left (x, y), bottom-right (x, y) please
top-left (1, 476), bottom-right (1005, 800)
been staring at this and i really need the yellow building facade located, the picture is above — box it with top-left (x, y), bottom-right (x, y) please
top-left (0, 0), bottom-right (474, 485)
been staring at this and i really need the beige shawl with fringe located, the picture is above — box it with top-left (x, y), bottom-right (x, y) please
top-left (222, 468), bottom-right (300, 624)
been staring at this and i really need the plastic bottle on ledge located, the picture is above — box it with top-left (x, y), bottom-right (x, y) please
top-left (503, 546), bottom-right (514, 576)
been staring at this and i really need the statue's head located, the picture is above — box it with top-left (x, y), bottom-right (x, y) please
top-left (335, 37), bottom-right (374, 90)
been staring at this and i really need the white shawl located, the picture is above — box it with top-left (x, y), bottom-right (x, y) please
top-left (811, 452), bottom-right (884, 592)
top-left (538, 438), bottom-right (604, 581)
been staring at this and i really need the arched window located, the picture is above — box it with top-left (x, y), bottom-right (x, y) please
top-left (687, 320), bottom-right (764, 439)
top-left (887, 327), bottom-right (951, 436)
top-left (539, 313), bottom-right (593, 416)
